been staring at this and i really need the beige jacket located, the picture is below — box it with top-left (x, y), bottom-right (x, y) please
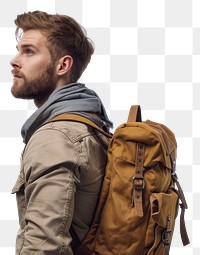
top-left (12, 120), bottom-right (108, 255)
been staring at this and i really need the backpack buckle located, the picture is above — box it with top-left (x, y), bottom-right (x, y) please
top-left (132, 176), bottom-right (145, 190)
top-left (162, 230), bottom-right (171, 246)
top-left (132, 176), bottom-right (145, 216)
top-left (162, 216), bottom-right (172, 246)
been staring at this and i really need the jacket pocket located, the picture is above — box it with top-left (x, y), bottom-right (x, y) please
top-left (12, 176), bottom-right (26, 228)
top-left (12, 176), bottom-right (26, 253)
top-left (145, 189), bottom-right (179, 255)
top-left (12, 176), bottom-right (24, 193)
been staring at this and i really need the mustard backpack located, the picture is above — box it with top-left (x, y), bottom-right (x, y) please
top-left (51, 105), bottom-right (190, 255)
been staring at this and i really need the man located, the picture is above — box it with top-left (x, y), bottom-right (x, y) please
top-left (11, 11), bottom-right (112, 254)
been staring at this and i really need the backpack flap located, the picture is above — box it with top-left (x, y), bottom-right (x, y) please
top-left (116, 121), bottom-right (176, 170)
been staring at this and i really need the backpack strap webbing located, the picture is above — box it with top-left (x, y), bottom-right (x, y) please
top-left (69, 226), bottom-right (91, 254)
top-left (132, 143), bottom-right (145, 217)
top-left (47, 113), bottom-right (112, 139)
top-left (171, 173), bottom-right (190, 246)
top-left (170, 154), bottom-right (190, 246)
top-left (128, 105), bottom-right (145, 217)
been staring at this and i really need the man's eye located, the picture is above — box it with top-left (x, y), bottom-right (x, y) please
top-left (26, 49), bottom-right (34, 55)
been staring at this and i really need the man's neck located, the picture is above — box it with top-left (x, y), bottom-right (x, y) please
top-left (34, 95), bottom-right (50, 108)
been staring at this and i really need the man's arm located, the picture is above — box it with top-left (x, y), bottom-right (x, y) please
top-left (18, 127), bottom-right (80, 254)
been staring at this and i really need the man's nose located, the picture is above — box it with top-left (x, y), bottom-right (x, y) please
top-left (10, 55), bottom-right (21, 68)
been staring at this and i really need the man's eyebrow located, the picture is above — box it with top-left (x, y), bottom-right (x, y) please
top-left (16, 44), bottom-right (38, 50)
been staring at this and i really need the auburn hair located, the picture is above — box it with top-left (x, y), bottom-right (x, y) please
top-left (14, 11), bottom-right (94, 82)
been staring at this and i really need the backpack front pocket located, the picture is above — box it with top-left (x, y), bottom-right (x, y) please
top-left (145, 189), bottom-right (179, 255)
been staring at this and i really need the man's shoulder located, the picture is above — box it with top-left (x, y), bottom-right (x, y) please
top-left (41, 119), bottom-right (95, 135)
top-left (32, 119), bottom-right (103, 143)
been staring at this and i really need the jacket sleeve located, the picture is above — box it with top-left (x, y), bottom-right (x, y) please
top-left (19, 126), bottom-right (80, 254)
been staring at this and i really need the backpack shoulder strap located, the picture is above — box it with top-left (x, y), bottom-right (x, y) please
top-left (48, 113), bottom-right (112, 138)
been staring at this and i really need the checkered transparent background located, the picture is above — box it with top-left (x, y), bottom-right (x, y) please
top-left (0, 0), bottom-right (199, 254)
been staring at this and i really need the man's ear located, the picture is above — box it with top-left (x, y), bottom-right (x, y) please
top-left (56, 55), bottom-right (73, 76)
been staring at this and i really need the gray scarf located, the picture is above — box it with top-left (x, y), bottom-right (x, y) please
top-left (22, 83), bottom-right (113, 144)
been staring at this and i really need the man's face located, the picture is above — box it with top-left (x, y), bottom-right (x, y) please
top-left (10, 29), bottom-right (56, 104)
